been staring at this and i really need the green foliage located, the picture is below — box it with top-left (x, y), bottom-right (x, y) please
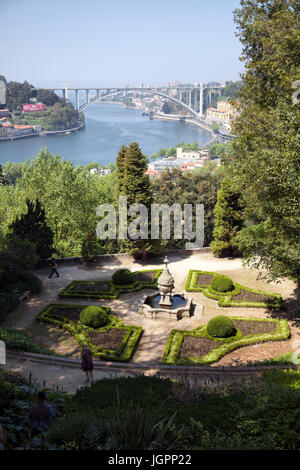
top-left (112, 269), bottom-right (135, 286)
top-left (7, 80), bottom-right (33, 111)
top-left (207, 316), bottom-right (235, 338)
top-left (228, 0), bottom-right (300, 282)
top-left (81, 230), bottom-right (100, 263)
top-left (0, 328), bottom-right (55, 354)
top-left (2, 162), bottom-right (24, 185)
top-left (210, 177), bottom-right (244, 257)
top-left (79, 306), bottom-right (109, 328)
top-left (223, 80), bottom-right (244, 99)
top-left (47, 411), bottom-right (107, 450)
top-left (36, 89), bottom-right (60, 107)
top-left (4, 372), bottom-right (300, 450)
top-left (211, 121), bottom-right (219, 133)
top-left (152, 165), bottom-right (225, 247)
top-left (105, 389), bottom-right (177, 450)
top-left (211, 274), bottom-right (234, 293)
top-left (46, 102), bottom-right (79, 130)
top-left (9, 199), bottom-right (54, 259)
top-left (116, 142), bottom-right (157, 259)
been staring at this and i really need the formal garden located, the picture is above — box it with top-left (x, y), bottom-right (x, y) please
top-left (1, 253), bottom-right (298, 369)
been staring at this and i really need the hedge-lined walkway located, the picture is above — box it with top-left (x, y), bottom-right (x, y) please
top-left (2, 250), bottom-right (299, 370)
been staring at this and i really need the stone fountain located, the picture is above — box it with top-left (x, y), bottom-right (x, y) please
top-left (138, 257), bottom-right (202, 321)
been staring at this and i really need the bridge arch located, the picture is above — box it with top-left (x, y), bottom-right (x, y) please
top-left (79, 88), bottom-right (199, 117)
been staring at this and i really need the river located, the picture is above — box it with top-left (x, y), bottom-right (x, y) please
top-left (0, 103), bottom-right (211, 166)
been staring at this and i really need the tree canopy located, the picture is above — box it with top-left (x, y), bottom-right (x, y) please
top-left (226, 0), bottom-right (300, 282)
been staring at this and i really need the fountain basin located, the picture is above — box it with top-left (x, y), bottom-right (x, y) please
top-left (138, 291), bottom-right (201, 321)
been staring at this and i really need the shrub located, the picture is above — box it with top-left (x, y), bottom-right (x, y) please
top-left (47, 411), bottom-right (107, 449)
top-left (211, 274), bottom-right (234, 293)
top-left (0, 328), bottom-right (55, 354)
top-left (79, 306), bottom-right (109, 328)
top-left (112, 269), bottom-right (135, 286)
top-left (207, 316), bottom-right (235, 338)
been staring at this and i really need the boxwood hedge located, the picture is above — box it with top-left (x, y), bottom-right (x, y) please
top-left (162, 316), bottom-right (290, 365)
top-left (59, 269), bottom-right (162, 299)
top-left (185, 270), bottom-right (284, 309)
top-left (36, 303), bottom-right (142, 362)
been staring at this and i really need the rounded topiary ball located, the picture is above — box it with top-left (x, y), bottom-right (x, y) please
top-left (112, 269), bottom-right (135, 286)
top-left (80, 306), bottom-right (109, 328)
top-left (211, 274), bottom-right (234, 293)
top-left (207, 315), bottom-right (235, 338)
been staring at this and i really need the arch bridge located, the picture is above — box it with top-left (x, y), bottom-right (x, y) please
top-left (34, 83), bottom-right (224, 118)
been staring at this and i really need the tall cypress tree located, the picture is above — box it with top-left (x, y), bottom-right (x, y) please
top-left (210, 177), bottom-right (244, 257)
top-left (116, 142), bottom-right (160, 260)
top-left (116, 145), bottom-right (128, 198)
top-left (9, 199), bottom-right (54, 260)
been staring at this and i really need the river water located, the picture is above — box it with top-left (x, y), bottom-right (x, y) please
top-left (0, 103), bottom-right (211, 166)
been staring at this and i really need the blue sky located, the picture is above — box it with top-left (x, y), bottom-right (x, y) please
top-left (1, 0), bottom-right (243, 87)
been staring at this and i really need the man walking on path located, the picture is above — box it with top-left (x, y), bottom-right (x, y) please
top-left (49, 258), bottom-right (59, 278)
top-left (28, 391), bottom-right (55, 436)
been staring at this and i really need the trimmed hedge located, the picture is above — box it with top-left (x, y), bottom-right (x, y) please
top-left (80, 306), bottom-right (109, 328)
top-left (162, 317), bottom-right (290, 365)
top-left (59, 269), bottom-right (162, 299)
top-left (36, 303), bottom-right (142, 362)
top-left (112, 269), bottom-right (135, 286)
top-left (207, 316), bottom-right (236, 338)
top-left (185, 269), bottom-right (284, 309)
top-left (211, 275), bottom-right (234, 293)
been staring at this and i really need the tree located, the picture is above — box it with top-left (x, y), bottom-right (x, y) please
top-left (36, 89), bottom-right (60, 106)
top-left (211, 122), bottom-right (220, 133)
top-left (7, 81), bottom-right (33, 112)
top-left (15, 148), bottom-right (104, 256)
top-left (210, 177), bottom-right (244, 257)
top-left (227, 0), bottom-right (300, 282)
top-left (0, 165), bottom-right (8, 186)
top-left (116, 143), bottom-right (158, 260)
top-left (9, 199), bottom-right (54, 259)
top-left (116, 145), bottom-right (127, 198)
top-left (47, 102), bottom-right (79, 130)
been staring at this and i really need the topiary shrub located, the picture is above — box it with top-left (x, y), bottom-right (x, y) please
top-left (112, 269), bottom-right (135, 286)
top-left (207, 315), bottom-right (236, 338)
top-left (79, 306), bottom-right (109, 328)
top-left (211, 274), bottom-right (234, 293)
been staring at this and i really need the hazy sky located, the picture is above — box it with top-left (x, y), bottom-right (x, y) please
top-left (1, 0), bottom-right (243, 87)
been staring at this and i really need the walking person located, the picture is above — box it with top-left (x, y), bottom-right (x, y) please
top-left (28, 391), bottom-right (55, 437)
top-left (81, 344), bottom-right (94, 384)
top-left (0, 425), bottom-right (6, 450)
top-left (49, 257), bottom-right (59, 278)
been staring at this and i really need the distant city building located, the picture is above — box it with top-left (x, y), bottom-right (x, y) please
top-left (0, 109), bottom-right (10, 118)
top-left (146, 148), bottom-right (211, 177)
top-left (206, 100), bottom-right (238, 124)
top-left (0, 117), bottom-right (34, 138)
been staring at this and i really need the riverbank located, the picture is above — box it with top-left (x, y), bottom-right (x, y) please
top-left (0, 121), bottom-right (85, 142)
top-left (152, 112), bottom-right (214, 136)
